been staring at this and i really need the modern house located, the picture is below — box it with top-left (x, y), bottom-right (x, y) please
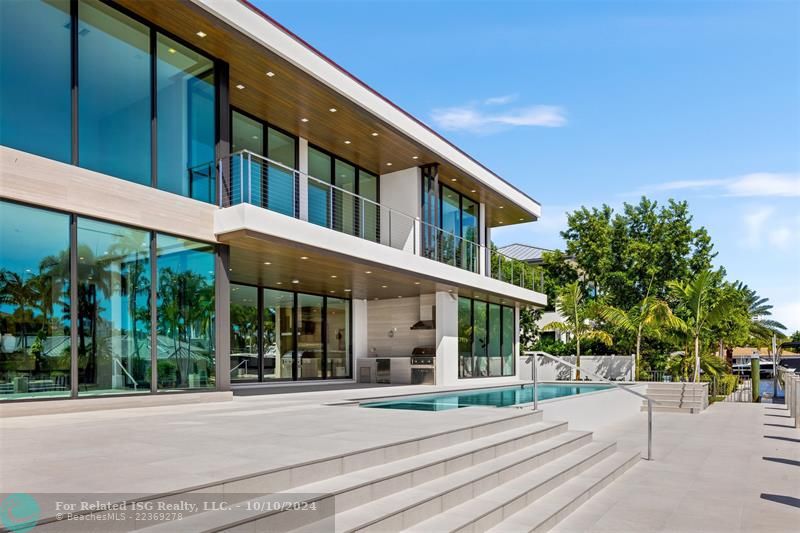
top-left (0, 0), bottom-right (546, 404)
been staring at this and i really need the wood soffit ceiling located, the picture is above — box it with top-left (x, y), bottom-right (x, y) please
top-left (114, 0), bottom-right (536, 228)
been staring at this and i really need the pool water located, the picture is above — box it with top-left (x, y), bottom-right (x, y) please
top-left (361, 384), bottom-right (613, 411)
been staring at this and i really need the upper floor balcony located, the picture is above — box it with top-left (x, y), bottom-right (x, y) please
top-left (210, 151), bottom-right (545, 296)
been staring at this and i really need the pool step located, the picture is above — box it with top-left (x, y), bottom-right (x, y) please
top-left (137, 420), bottom-right (571, 533)
top-left (31, 410), bottom-right (543, 532)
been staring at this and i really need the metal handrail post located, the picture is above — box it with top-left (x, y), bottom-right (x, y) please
top-left (533, 352), bottom-right (539, 411)
top-left (524, 350), bottom-right (658, 461)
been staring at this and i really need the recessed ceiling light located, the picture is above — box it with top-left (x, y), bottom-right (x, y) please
top-left (412, 156), bottom-right (419, 160)
top-left (365, 271), bottom-right (372, 274)
top-left (265, 71), bottom-right (275, 77)
top-left (330, 275), bottom-right (337, 278)
top-left (344, 288), bottom-right (352, 292)
top-left (344, 140), bottom-right (351, 144)
top-left (168, 48), bottom-right (176, 54)
top-left (499, 221), bottom-right (504, 224)
top-left (300, 256), bottom-right (308, 260)
top-left (381, 285), bottom-right (388, 288)
top-left (397, 295), bottom-right (403, 298)
top-left (329, 108), bottom-right (337, 113)
top-left (235, 84), bottom-right (245, 90)
top-left (386, 162), bottom-right (392, 167)
top-left (301, 118), bottom-right (309, 123)
top-left (414, 281), bottom-right (421, 285)
top-left (448, 289), bottom-right (453, 293)
top-left (374, 297), bottom-right (379, 301)
top-left (471, 189), bottom-right (476, 193)
top-left (519, 218), bottom-right (524, 221)
top-left (276, 282), bottom-right (283, 285)
top-left (329, 290), bottom-right (335, 293)
top-left (451, 178), bottom-right (457, 182)
top-left (371, 132), bottom-right (379, 137)
top-left (499, 206), bottom-right (504, 209)
top-left (196, 31), bottom-right (207, 38)
top-left (291, 279), bottom-right (300, 284)
top-left (228, 268), bottom-right (233, 271)
top-left (263, 261), bottom-right (271, 265)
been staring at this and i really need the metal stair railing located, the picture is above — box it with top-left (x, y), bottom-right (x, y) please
top-left (524, 350), bottom-right (660, 461)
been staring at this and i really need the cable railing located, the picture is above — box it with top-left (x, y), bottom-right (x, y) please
top-left (525, 351), bottom-right (659, 460)
top-left (216, 150), bottom-right (545, 293)
top-left (220, 150), bottom-right (417, 252)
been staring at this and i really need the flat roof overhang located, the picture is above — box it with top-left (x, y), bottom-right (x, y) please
top-left (113, 0), bottom-right (540, 227)
top-left (217, 204), bottom-right (547, 307)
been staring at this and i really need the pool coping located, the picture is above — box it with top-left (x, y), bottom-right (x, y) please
top-left (331, 381), bottom-right (633, 409)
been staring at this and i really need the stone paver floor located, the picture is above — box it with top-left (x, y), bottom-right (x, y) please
top-left (554, 402), bottom-right (799, 533)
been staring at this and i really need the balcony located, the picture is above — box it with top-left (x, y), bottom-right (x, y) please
top-left (214, 151), bottom-right (544, 293)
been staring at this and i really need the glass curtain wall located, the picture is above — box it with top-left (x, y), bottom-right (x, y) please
top-left (0, 0), bottom-right (71, 163)
top-left (462, 197), bottom-right (479, 272)
top-left (156, 235), bottom-right (215, 390)
top-left (308, 147), bottom-right (332, 227)
top-left (230, 284), bottom-right (350, 381)
top-left (0, 202), bottom-right (71, 399)
top-left (78, 0), bottom-right (151, 185)
top-left (230, 284), bottom-right (258, 382)
top-left (157, 34), bottom-right (215, 202)
top-left (267, 128), bottom-right (297, 217)
top-left (263, 289), bottom-right (294, 380)
top-left (231, 110), bottom-right (264, 206)
top-left (334, 160), bottom-right (357, 236)
top-left (297, 294), bottom-right (323, 379)
top-left (2, 1), bottom-right (216, 202)
top-left (77, 219), bottom-right (151, 395)
top-left (440, 187), bottom-right (461, 267)
top-left (359, 171), bottom-right (379, 242)
top-left (327, 298), bottom-right (350, 378)
top-left (458, 297), bottom-right (516, 378)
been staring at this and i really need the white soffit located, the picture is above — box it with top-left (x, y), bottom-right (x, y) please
top-left (191, 0), bottom-right (542, 219)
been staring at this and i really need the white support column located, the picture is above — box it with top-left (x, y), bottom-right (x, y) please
top-left (352, 298), bottom-right (368, 380)
top-left (435, 291), bottom-right (459, 385)
top-left (479, 202), bottom-right (487, 276)
top-left (298, 137), bottom-right (309, 221)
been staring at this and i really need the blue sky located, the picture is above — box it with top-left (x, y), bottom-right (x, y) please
top-left (255, 0), bottom-right (800, 332)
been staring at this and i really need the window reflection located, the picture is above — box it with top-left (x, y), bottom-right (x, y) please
top-left (297, 294), bottom-right (323, 379)
top-left (230, 284), bottom-right (258, 382)
top-left (0, 202), bottom-right (71, 399)
top-left (263, 288), bottom-right (294, 380)
top-left (77, 219), bottom-right (151, 395)
top-left (327, 298), bottom-right (350, 378)
top-left (156, 234), bottom-right (215, 390)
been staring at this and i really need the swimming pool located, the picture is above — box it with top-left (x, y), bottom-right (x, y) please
top-left (360, 383), bottom-right (613, 411)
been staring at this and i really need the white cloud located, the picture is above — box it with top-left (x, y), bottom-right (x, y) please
top-left (484, 94), bottom-right (517, 106)
top-left (770, 301), bottom-right (800, 333)
top-left (740, 206), bottom-right (798, 252)
top-left (641, 172), bottom-right (800, 198)
top-left (431, 97), bottom-right (566, 133)
top-left (743, 206), bottom-right (773, 248)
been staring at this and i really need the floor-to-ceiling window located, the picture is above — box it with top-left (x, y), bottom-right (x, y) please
top-left (263, 288), bottom-right (294, 380)
top-left (229, 284), bottom-right (351, 382)
top-left (157, 34), bottom-right (216, 202)
top-left (420, 167), bottom-right (481, 273)
top-left (230, 110), bottom-right (297, 215)
top-left (307, 146), bottom-right (379, 240)
top-left (327, 298), bottom-right (350, 378)
top-left (0, 200), bottom-right (218, 401)
top-left (77, 219), bottom-right (151, 395)
top-left (0, 202), bottom-right (71, 399)
top-left (2, 0), bottom-right (218, 202)
top-left (0, 0), bottom-right (71, 163)
top-left (297, 294), bottom-right (324, 379)
top-left (78, 0), bottom-right (151, 185)
top-left (156, 235), bottom-right (215, 390)
top-left (230, 284), bottom-right (258, 382)
top-left (458, 297), bottom-right (515, 378)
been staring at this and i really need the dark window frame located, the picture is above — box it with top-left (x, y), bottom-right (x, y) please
top-left (458, 296), bottom-right (516, 379)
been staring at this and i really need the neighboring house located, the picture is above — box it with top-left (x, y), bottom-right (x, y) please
top-left (498, 244), bottom-right (569, 343)
top-left (0, 0), bottom-right (547, 404)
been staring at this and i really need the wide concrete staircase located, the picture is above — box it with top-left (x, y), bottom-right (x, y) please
top-left (641, 382), bottom-right (708, 414)
top-left (34, 411), bottom-right (638, 533)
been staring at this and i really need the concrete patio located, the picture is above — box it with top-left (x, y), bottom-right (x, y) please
top-left (0, 384), bottom-right (797, 532)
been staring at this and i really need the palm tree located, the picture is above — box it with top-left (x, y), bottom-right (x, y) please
top-left (733, 282), bottom-right (786, 343)
top-left (598, 283), bottom-right (682, 380)
top-left (0, 269), bottom-right (38, 352)
top-left (541, 281), bottom-right (612, 379)
top-left (667, 270), bottom-right (733, 382)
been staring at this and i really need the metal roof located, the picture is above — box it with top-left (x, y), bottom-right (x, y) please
top-left (498, 244), bottom-right (551, 263)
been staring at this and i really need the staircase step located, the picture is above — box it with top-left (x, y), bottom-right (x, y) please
top-left (403, 441), bottom-right (618, 533)
top-left (642, 398), bottom-right (705, 408)
top-left (137, 419), bottom-right (567, 533)
top-left (329, 431), bottom-right (594, 533)
top-left (487, 450), bottom-right (640, 532)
